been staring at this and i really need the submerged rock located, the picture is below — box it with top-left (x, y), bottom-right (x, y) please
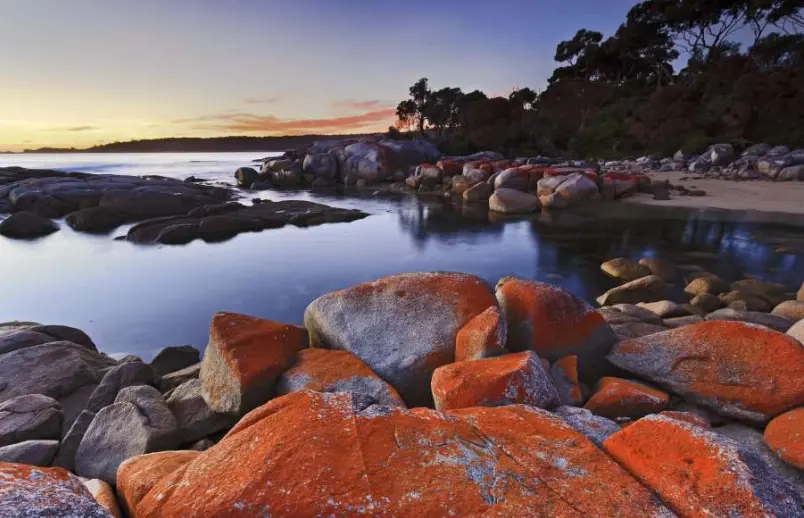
top-left (0, 211), bottom-right (59, 239)
top-left (126, 200), bottom-right (367, 244)
top-left (596, 275), bottom-right (666, 306)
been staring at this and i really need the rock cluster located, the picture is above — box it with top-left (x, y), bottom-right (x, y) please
top-left (2, 270), bottom-right (803, 516)
top-left (0, 167), bottom-right (368, 243)
top-left (606, 142), bottom-right (804, 181)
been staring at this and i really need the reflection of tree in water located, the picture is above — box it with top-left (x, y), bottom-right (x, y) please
top-left (397, 199), bottom-right (804, 292)
top-left (397, 199), bottom-right (504, 249)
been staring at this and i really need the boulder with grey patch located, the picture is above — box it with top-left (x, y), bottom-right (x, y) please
top-left (0, 394), bottom-right (62, 447)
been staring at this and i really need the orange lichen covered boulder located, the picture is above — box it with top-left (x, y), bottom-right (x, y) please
top-left (430, 351), bottom-right (559, 411)
top-left (277, 348), bottom-right (405, 407)
top-left (454, 306), bottom-right (507, 362)
top-left (135, 390), bottom-right (672, 517)
top-left (659, 410), bottom-right (711, 429)
top-left (604, 414), bottom-right (803, 517)
top-left (82, 479), bottom-right (122, 518)
top-left (495, 277), bottom-right (617, 379)
top-left (0, 462), bottom-right (112, 517)
top-left (436, 159), bottom-right (463, 176)
top-left (199, 312), bottom-right (308, 414)
top-left (304, 272), bottom-right (497, 406)
top-left (584, 377), bottom-right (669, 419)
top-left (607, 321), bottom-right (804, 422)
top-left (764, 407), bottom-right (804, 469)
top-left (116, 451), bottom-right (200, 516)
top-left (550, 355), bottom-right (584, 405)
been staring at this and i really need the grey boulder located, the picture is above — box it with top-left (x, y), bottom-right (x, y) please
top-left (0, 342), bottom-right (115, 404)
top-left (166, 379), bottom-right (235, 444)
top-left (0, 394), bottom-right (62, 447)
top-left (0, 439), bottom-right (59, 466)
top-left (84, 360), bottom-right (156, 413)
top-left (149, 345), bottom-right (200, 377)
top-left (555, 406), bottom-right (620, 447)
top-left (159, 363), bottom-right (201, 393)
top-left (52, 410), bottom-right (95, 472)
top-left (75, 386), bottom-right (178, 484)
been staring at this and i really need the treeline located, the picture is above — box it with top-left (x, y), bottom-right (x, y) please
top-left (394, 0), bottom-right (804, 158)
top-left (23, 135), bottom-right (373, 154)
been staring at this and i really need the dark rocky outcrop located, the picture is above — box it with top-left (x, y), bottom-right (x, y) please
top-left (126, 200), bottom-right (367, 245)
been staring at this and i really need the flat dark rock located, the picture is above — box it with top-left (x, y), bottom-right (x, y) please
top-left (126, 200), bottom-right (368, 244)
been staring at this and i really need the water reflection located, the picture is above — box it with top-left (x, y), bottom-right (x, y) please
top-left (0, 195), bottom-right (801, 359)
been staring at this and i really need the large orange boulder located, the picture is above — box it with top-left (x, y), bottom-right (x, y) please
top-left (607, 321), bottom-right (804, 423)
top-left (454, 306), bottom-right (507, 362)
top-left (604, 414), bottom-right (803, 517)
top-left (0, 462), bottom-right (112, 517)
top-left (304, 273), bottom-right (497, 406)
top-left (199, 312), bottom-right (308, 414)
top-left (764, 407), bottom-right (804, 469)
top-left (584, 377), bottom-right (669, 419)
top-left (430, 351), bottom-right (559, 411)
top-left (495, 277), bottom-right (617, 379)
top-left (134, 390), bottom-right (672, 517)
top-left (116, 451), bottom-right (200, 516)
top-left (277, 348), bottom-right (405, 407)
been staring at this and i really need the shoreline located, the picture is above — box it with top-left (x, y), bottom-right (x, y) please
top-left (622, 171), bottom-right (804, 217)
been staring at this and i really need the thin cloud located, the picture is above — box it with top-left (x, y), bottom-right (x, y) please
top-left (66, 126), bottom-right (100, 132)
top-left (175, 108), bottom-right (396, 134)
top-left (333, 99), bottom-right (388, 110)
top-left (243, 96), bottom-right (283, 105)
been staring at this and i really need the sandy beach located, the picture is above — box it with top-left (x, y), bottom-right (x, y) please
top-left (623, 171), bottom-right (804, 216)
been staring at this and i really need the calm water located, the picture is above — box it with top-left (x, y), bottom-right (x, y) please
top-left (1, 153), bottom-right (803, 359)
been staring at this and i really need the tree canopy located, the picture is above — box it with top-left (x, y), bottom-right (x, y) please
top-left (394, 0), bottom-right (803, 158)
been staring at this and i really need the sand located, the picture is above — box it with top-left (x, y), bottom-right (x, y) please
top-left (623, 171), bottom-right (804, 216)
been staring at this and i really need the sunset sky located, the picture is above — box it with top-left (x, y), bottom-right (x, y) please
top-left (1, 0), bottom-right (639, 151)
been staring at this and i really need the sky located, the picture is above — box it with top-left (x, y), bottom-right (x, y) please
top-left (0, 0), bottom-right (640, 151)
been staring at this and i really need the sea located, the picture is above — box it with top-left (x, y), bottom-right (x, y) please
top-left (1, 152), bottom-right (802, 359)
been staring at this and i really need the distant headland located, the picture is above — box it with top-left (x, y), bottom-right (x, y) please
top-left (2, 134), bottom-right (375, 154)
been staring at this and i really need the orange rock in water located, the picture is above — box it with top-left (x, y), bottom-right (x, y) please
top-left (199, 312), bottom-right (308, 414)
top-left (135, 390), bottom-right (673, 517)
top-left (608, 321), bottom-right (804, 422)
top-left (495, 277), bottom-right (616, 379)
top-left (604, 414), bottom-right (803, 517)
top-left (659, 410), bottom-right (711, 429)
top-left (304, 272), bottom-right (497, 407)
top-left (0, 463), bottom-right (111, 517)
top-left (82, 479), bottom-right (122, 518)
top-left (455, 306), bottom-right (507, 361)
top-left (116, 450), bottom-right (200, 516)
top-left (277, 348), bottom-right (405, 407)
top-left (584, 377), bottom-right (669, 419)
top-left (550, 355), bottom-right (584, 405)
top-left (431, 351), bottom-right (559, 411)
top-left (764, 407), bottom-right (804, 469)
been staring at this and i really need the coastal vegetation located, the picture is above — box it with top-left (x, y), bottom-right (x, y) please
top-left (394, 0), bottom-right (804, 158)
